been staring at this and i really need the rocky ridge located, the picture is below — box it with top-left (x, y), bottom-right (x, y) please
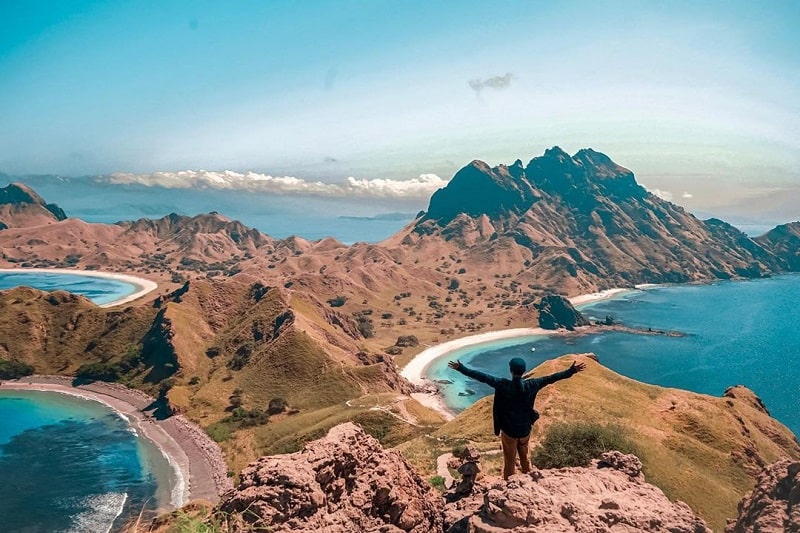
top-left (213, 423), bottom-right (712, 533)
top-left (396, 147), bottom-right (796, 293)
top-left (219, 422), bottom-right (444, 532)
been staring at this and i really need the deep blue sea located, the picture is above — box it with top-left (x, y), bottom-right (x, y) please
top-left (0, 390), bottom-right (171, 533)
top-left (426, 274), bottom-right (800, 438)
top-left (0, 272), bottom-right (138, 305)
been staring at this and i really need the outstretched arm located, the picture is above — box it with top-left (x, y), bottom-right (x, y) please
top-left (448, 360), bottom-right (502, 388)
top-left (528, 360), bottom-right (586, 387)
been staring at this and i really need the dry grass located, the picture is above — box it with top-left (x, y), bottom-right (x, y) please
top-left (398, 354), bottom-right (800, 531)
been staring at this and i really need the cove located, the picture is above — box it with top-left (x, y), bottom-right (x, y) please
top-left (425, 274), bottom-right (800, 438)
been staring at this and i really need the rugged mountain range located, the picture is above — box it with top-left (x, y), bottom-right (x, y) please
top-left (391, 147), bottom-right (796, 294)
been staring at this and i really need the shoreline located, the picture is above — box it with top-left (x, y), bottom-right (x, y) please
top-left (0, 267), bottom-right (158, 307)
top-left (401, 287), bottom-right (639, 420)
top-left (0, 376), bottom-right (232, 513)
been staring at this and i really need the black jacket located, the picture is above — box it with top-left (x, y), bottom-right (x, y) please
top-left (455, 363), bottom-right (577, 438)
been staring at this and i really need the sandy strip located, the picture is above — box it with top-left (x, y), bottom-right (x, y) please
top-left (402, 287), bottom-right (636, 420)
top-left (568, 287), bottom-right (633, 306)
top-left (0, 267), bottom-right (158, 307)
top-left (0, 376), bottom-right (232, 511)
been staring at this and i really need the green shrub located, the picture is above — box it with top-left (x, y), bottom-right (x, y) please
top-left (267, 397), bottom-right (288, 415)
top-left (355, 315), bottom-right (374, 338)
top-left (75, 346), bottom-right (141, 382)
top-left (0, 359), bottom-right (35, 379)
top-left (327, 295), bottom-right (347, 307)
top-left (532, 422), bottom-right (638, 469)
top-left (429, 475), bottom-right (447, 492)
top-left (205, 422), bottom-right (232, 443)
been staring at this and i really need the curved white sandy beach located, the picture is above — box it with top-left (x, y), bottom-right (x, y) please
top-left (401, 287), bottom-right (636, 419)
top-left (0, 377), bottom-right (232, 511)
top-left (0, 267), bottom-right (158, 307)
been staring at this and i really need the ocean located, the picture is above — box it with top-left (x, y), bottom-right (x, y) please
top-left (425, 274), bottom-right (800, 438)
top-left (0, 390), bottom-right (172, 533)
top-left (13, 177), bottom-right (417, 244)
top-left (0, 272), bottom-right (138, 305)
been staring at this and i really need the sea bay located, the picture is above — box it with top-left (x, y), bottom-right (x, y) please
top-left (425, 274), bottom-right (800, 438)
top-left (0, 390), bottom-right (172, 533)
top-left (0, 272), bottom-right (139, 306)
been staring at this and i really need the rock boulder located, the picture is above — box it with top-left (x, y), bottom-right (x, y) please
top-left (445, 452), bottom-right (711, 533)
top-left (535, 294), bottom-right (590, 330)
top-left (726, 459), bottom-right (800, 533)
top-left (219, 423), bottom-right (444, 533)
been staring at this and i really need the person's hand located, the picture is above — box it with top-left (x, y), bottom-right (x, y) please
top-left (448, 360), bottom-right (462, 371)
top-left (570, 361), bottom-right (586, 373)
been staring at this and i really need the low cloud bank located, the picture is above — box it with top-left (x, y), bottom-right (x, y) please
top-left (100, 170), bottom-right (448, 200)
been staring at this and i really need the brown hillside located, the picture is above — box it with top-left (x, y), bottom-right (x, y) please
top-left (399, 354), bottom-right (800, 531)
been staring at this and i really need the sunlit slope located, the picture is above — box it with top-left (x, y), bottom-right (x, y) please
top-left (402, 354), bottom-right (800, 531)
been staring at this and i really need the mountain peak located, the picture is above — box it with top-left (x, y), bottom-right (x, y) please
top-left (543, 146), bottom-right (570, 160)
top-left (0, 182), bottom-right (67, 226)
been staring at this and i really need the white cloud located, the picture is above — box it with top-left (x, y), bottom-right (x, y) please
top-left (101, 170), bottom-right (448, 200)
top-left (646, 187), bottom-right (673, 201)
top-left (681, 192), bottom-right (693, 199)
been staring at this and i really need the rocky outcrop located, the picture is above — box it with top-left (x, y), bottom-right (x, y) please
top-left (141, 308), bottom-right (179, 383)
top-left (445, 451), bottom-right (711, 533)
top-left (536, 294), bottom-right (590, 330)
top-left (219, 423), bottom-right (444, 532)
top-left (726, 459), bottom-right (800, 533)
top-left (217, 423), bottom-right (713, 533)
top-left (724, 385), bottom-right (771, 415)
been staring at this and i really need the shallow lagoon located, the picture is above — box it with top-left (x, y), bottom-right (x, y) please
top-left (0, 271), bottom-right (139, 305)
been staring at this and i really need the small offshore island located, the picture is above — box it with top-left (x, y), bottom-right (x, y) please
top-left (2, 146), bottom-right (800, 532)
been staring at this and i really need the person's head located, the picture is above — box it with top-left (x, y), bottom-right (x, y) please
top-left (509, 357), bottom-right (526, 377)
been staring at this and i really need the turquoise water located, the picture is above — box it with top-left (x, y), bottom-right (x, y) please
top-left (0, 272), bottom-right (138, 305)
top-left (426, 274), bottom-right (800, 438)
top-left (0, 390), bottom-right (171, 533)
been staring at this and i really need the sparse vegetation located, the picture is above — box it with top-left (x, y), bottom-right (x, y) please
top-left (532, 422), bottom-right (639, 469)
top-left (429, 475), bottom-right (447, 492)
top-left (327, 295), bottom-right (347, 307)
top-left (0, 359), bottom-right (35, 379)
top-left (75, 346), bottom-right (141, 382)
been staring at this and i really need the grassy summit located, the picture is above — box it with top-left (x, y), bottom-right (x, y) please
top-left (398, 354), bottom-right (800, 532)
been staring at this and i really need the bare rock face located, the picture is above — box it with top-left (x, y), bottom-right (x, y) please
top-left (445, 452), bottom-right (711, 533)
top-left (536, 294), bottom-right (590, 330)
top-left (219, 423), bottom-right (444, 533)
top-left (726, 459), bottom-right (800, 533)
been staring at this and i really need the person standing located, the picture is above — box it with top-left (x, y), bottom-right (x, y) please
top-left (448, 357), bottom-right (585, 479)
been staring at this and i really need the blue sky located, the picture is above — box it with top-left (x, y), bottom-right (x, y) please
top-left (0, 1), bottom-right (798, 221)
